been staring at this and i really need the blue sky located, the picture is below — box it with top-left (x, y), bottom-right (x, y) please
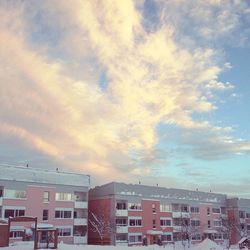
top-left (0, 0), bottom-right (250, 197)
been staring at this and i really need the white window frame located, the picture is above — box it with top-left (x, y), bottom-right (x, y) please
top-left (213, 219), bottom-right (222, 227)
top-left (129, 217), bottom-right (142, 227)
top-left (55, 208), bottom-right (73, 219)
top-left (56, 226), bottom-right (73, 237)
top-left (160, 217), bottom-right (172, 227)
top-left (128, 233), bottom-right (142, 244)
top-left (128, 203), bottom-right (142, 210)
top-left (161, 233), bottom-right (173, 242)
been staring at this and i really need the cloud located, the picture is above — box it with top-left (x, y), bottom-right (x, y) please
top-left (0, 0), bottom-right (249, 186)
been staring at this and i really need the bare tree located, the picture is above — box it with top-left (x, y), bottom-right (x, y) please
top-left (220, 216), bottom-right (247, 249)
top-left (88, 209), bottom-right (115, 245)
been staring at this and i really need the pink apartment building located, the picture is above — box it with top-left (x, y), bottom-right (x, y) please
top-left (0, 165), bottom-right (89, 245)
top-left (88, 182), bottom-right (229, 246)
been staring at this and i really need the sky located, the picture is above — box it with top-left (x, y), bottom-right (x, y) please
top-left (0, 0), bottom-right (250, 197)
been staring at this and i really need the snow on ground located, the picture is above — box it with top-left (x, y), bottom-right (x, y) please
top-left (0, 241), bottom-right (241, 250)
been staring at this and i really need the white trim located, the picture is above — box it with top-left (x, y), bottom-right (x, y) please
top-left (128, 233), bottom-right (142, 236)
top-left (3, 205), bottom-right (25, 210)
top-left (55, 208), bottom-right (74, 212)
top-left (128, 216), bottom-right (142, 220)
top-left (56, 226), bottom-right (73, 237)
top-left (10, 225), bottom-right (26, 231)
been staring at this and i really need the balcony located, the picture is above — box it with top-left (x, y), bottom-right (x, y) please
top-left (116, 240), bottom-right (128, 246)
top-left (116, 210), bottom-right (128, 217)
top-left (74, 201), bottom-right (88, 209)
top-left (74, 218), bottom-right (87, 225)
top-left (221, 213), bottom-right (227, 219)
top-left (240, 218), bottom-right (246, 224)
top-left (173, 225), bottom-right (182, 232)
top-left (172, 212), bottom-right (190, 218)
top-left (74, 236), bottom-right (87, 244)
top-left (116, 226), bottom-right (128, 233)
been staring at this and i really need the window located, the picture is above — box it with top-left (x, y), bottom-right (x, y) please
top-left (4, 209), bottom-right (25, 218)
top-left (160, 219), bottom-right (171, 227)
top-left (42, 209), bottom-right (49, 221)
top-left (160, 204), bottom-right (171, 212)
top-left (246, 213), bottom-right (250, 218)
top-left (239, 211), bottom-right (245, 219)
top-left (57, 227), bottom-right (72, 237)
top-left (247, 225), bottom-right (250, 231)
top-left (212, 208), bottom-right (220, 214)
top-left (43, 191), bottom-right (49, 202)
top-left (181, 205), bottom-right (188, 212)
top-left (128, 203), bottom-right (141, 210)
top-left (214, 234), bottom-right (222, 240)
top-left (4, 189), bottom-right (26, 199)
top-left (153, 219), bottom-right (156, 229)
top-left (190, 207), bottom-right (199, 213)
top-left (221, 207), bottom-right (226, 214)
top-left (207, 207), bottom-right (210, 215)
top-left (116, 234), bottom-right (127, 242)
top-left (129, 218), bottom-right (142, 227)
top-left (172, 204), bottom-right (179, 212)
top-left (152, 204), bottom-right (156, 213)
top-left (129, 234), bottom-right (142, 243)
top-left (161, 234), bottom-right (172, 242)
top-left (116, 218), bottom-right (127, 226)
top-left (55, 210), bottom-right (72, 219)
top-left (213, 220), bottom-right (222, 227)
top-left (116, 202), bottom-right (126, 210)
top-left (208, 220), bottom-right (211, 228)
top-left (10, 231), bottom-right (23, 239)
top-left (191, 234), bottom-right (201, 241)
top-left (191, 220), bottom-right (200, 227)
top-left (55, 193), bottom-right (73, 201)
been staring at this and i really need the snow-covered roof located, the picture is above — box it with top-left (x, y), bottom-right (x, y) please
top-left (238, 237), bottom-right (248, 244)
top-left (195, 238), bottom-right (223, 250)
top-left (0, 164), bottom-right (90, 187)
top-left (93, 182), bottom-right (227, 204)
top-left (31, 223), bottom-right (54, 229)
top-left (10, 225), bottom-right (26, 231)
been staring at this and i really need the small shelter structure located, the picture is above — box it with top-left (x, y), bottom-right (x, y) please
top-left (8, 216), bottom-right (37, 249)
top-left (239, 237), bottom-right (250, 249)
top-left (7, 217), bottom-right (58, 249)
top-left (32, 223), bottom-right (58, 249)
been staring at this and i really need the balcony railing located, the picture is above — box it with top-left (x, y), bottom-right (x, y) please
top-left (74, 236), bottom-right (87, 244)
top-left (74, 201), bottom-right (88, 209)
top-left (173, 225), bottom-right (182, 232)
top-left (116, 209), bottom-right (128, 217)
top-left (74, 218), bottom-right (87, 225)
top-left (172, 212), bottom-right (190, 218)
top-left (116, 226), bottom-right (128, 233)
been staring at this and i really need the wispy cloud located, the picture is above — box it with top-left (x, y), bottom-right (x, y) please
top-left (0, 0), bottom-right (249, 185)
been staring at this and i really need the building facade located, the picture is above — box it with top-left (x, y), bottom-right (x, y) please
top-left (88, 182), bottom-right (229, 247)
top-left (0, 165), bottom-right (90, 245)
top-left (227, 198), bottom-right (250, 245)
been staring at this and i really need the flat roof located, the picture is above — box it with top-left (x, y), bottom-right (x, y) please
top-left (0, 164), bottom-right (90, 187)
